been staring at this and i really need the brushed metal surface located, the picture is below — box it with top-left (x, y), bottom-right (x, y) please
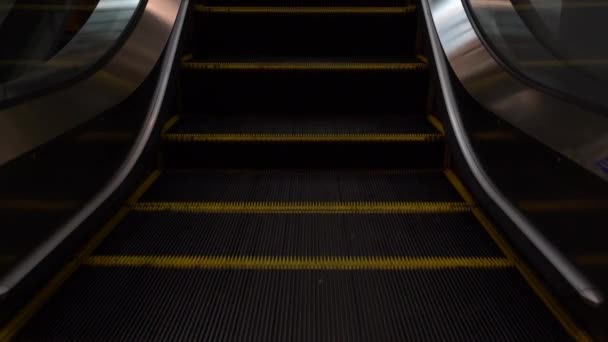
top-left (0, 0), bottom-right (184, 298)
top-left (0, 0), bottom-right (176, 167)
top-left (0, 0), bottom-right (141, 102)
top-left (429, 0), bottom-right (608, 181)
top-left (423, 0), bottom-right (603, 306)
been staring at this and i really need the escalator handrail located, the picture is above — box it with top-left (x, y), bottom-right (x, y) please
top-left (421, 0), bottom-right (604, 307)
top-left (0, 0), bottom-right (188, 299)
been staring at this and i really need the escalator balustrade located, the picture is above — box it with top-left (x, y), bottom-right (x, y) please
top-left (1, 0), bottom-right (590, 340)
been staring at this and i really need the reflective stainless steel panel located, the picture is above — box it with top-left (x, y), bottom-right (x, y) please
top-left (0, 0), bottom-right (184, 297)
top-left (428, 0), bottom-right (608, 182)
top-left (422, 0), bottom-right (603, 305)
top-left (0, 0), bottom-right (178, 167)
top-left (0, 0), bottom-right (141, 101)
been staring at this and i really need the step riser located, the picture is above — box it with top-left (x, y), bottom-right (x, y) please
top-left (181, 70), bottom-right (429, 114)
top-left (193, 13), bottom-right (418, 58)
top-left (164, 141), bottom-right (443, 168)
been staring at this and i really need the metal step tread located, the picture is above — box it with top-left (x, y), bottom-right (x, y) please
top-left (194, 5), bottom-right (417, 14)
top-left (16, 267), bottom-right (571, 341)
top-left (182, 59), bottom-right (427, 71)
top-left (139, 170), bottom-right (461, 202)
top-left (164, 115), bottom-right (442, 143)
top-left (94, 211), bottom-right (503, 257)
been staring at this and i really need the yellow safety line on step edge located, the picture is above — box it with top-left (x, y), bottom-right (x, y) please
top-left (162, 133), bottom-right (443, 143)
top-left (182, 62), bottom-right (427, 71)
top-left (131, 201), bottom-right (471, 214)
top-left (427, 115), bottom-right (450, 168)
top-left (167, 168), bottom-right (445, 175)
top-left (194, 5), bottom-right (417, 14)
top-left (161, 115), bottom-right (180, 134)
top-left (426, 115), bottom-right (445, 135)
top-left (181, 54), bottom-right (194, 62)
top-left (84, 255), bottom-right (512, 270)
top-left (416, 55), bottom-right (429, 64)
top-left (443, 169), bottom-right (591, 341)
top-left (0, 170), bottom-right (161, 341)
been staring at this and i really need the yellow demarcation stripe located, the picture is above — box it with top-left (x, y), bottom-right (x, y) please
top-left (167, 168), bottom-right (444, 175)
top-left (426, 115), bottom-right (445, 135)
top-left (0, 170), bottom-right (161, 342)
top-left (194, 5), bottom-right (417, 14)
top-left (182, 62), bottom-right (427, 71)
top-left (0, 200), bottom-right (79, 211)
top-left (444, 169), bottom-right (591, 341)
top-left (426, 115), bottom-right (449, 168)
top-left (416, 54), bottom-right (429, 64)
top-left (132, 201), bottom-right (471, 214)
top-left (162, 133), bottom-right (443, 143)
top-left (161, 115), bottom-right (180, 134)
top-left (84, 255), bottom-right (512, 270)
top-left (181, 54), bottom-right (194, 62)
top-left (518, 199), bottom-right (608, 212)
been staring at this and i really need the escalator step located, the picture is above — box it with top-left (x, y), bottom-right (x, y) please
top-left (16, 268), bottom-right (572, 341)
top-left (163, 115), bottom-right (443, 168)
top-left (166, 114), bottom-right (439, 134)
top-left (139, 170), bottom-right (461, 202)
top-left (200, 0), bottom-right (415, 7)
top-left (94, 212), bottom-right (504, 257)
top-left (182, 61), bottom-right (427, 71)
top-left (84, 256), bottom-right (512, 269)
top-left (131, 201), bottom-right (469, 214)
top-left (163, 133), bottom-right (442, 143)
top-left (194, 5), bottom-right (417, 13)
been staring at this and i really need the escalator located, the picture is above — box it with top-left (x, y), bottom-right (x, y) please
top-left (0, 0), bottom-right (597, 340)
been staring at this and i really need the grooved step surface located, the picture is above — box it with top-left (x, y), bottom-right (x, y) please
top-left (16, 268), bottom-right (571, 341)
top-left (140, 170), bottom-right (461, 202)
top-left (94, 212), bottom-right (503, 257)
top-left (195, 6), bottom-right (417, 14)
top-left (182, 61), bottom-right (427, 71)
top-left (167, 114), bottom-right (438, 134)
